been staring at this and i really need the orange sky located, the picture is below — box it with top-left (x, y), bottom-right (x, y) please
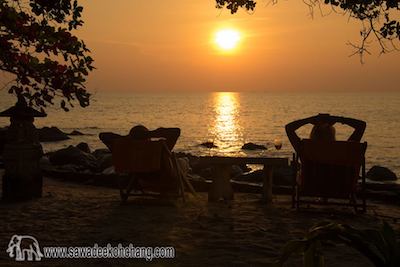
top-left (5, 0), bottom-right (400, 92)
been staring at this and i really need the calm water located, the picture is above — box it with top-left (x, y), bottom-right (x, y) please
top-left (1, 91), bottom-right (399, 178)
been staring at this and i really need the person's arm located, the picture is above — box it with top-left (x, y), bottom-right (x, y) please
top-left (99, 132), bottom-right (123, 151)
top-left (285, 115), bottom-right (320, 152)
top-left (329, 116), bottom-right (366, 141)
top-left (150, 128), bottom-right (181, 151)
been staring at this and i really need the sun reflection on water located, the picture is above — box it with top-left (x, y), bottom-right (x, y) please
top-left (210, 92), bottom-right (243, 154)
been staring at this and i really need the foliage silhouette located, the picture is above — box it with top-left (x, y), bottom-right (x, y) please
top-left (0, 0), bottom-right (94, 112)
top-left (216, 0), bottom-right (400, 61)
top-left (276, 221), bottom-right (400, 267)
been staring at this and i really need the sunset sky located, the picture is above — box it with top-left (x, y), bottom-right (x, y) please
top-left (9, 0), bottom-right (400, 93)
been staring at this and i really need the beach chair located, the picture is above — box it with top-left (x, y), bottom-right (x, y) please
top-left (112, 137), bottom-right (194, 203)
top-left (292, 139), bottom-right (367, 212)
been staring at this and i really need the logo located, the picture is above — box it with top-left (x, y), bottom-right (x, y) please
top-left (6, 235), bottom-right (43, 261)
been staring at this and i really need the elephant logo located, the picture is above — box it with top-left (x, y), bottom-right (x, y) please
top-left (6, 235), bottom-right (43, 261)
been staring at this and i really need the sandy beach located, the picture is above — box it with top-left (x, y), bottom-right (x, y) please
top-left (1, 0), bottom-right (399, 266)
top-left (0, 170), bottom-right (399, 267)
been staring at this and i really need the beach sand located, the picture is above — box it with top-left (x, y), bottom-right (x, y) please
top-left (0, 172), bottom-right (399, 267)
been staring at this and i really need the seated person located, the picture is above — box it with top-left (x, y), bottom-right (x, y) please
top-left (285, 114), bottom-right (366, 194)
top-left (285, 113), bottom-right (366, 153)
top-left (99, 125), bottom-right (180, 152)
top-left (99, 125), bottom-right (181, 194)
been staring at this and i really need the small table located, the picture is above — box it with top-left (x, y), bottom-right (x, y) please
top-left (197, 156), bottom-right (289, 203)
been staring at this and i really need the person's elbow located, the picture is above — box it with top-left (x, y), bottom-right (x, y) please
top-left (360, 120), bottom-right (366, 130)
top-left (361, 121), bottom-right (367, 134)
top-left (358, 120), bottom-right (367, 133)
top-left (285, 124), bottom-right (293, 135)
top-left (173, 128), bottom-right (181, 137)
top-left (99, 132), bottom-right (108, 141)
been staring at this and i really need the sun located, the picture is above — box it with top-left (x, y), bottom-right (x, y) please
top-left (215, 29), bottom-right (241, 51)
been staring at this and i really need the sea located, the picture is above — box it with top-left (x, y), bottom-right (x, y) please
top-left (0, 91), bottom-right (399, 180)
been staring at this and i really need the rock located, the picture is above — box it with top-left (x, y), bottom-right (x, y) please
top-left (76, 142), bottom-right (91, 153)
top-left (92, 148), bottom-right (111, 159)
top-left (102, 166), bottom-right (115, 175)
top-left (186, 173), bottom-right (206, 182)
top-left (230, 165), bottom-right (243, 178)
top-left (366, 166), bottom-right (397, 181)
top-left (49, 145), bottom-right (99, 171)
top-left (176, 152), bottom-right (200, 167)
top-left (197, 167), bottom-right (214, 180)
top-left (190, 156), bottom-right (217, 180)
top-left (38, 127), bottom-right (70, 142)
top-left (233, 170), bottom-right (264, 183)
top-left (39, 156), bottom-right (52, 170)
top-left (68, 130), bottom-right (84, 136)
top-left (55, 164), bottom-right (83, 173)
top-left (233, 166), bottom-right (294, 186)
top-left (91, 148), bottom-right (113, 171)
top-left (241, 142), bottom-right (267, 150)
top-left (199, 141), bottom-right (218, 148)
top-left (98, 153), bottom-right (113, 171)
top-left (239, 164), bottom-right (252, 173)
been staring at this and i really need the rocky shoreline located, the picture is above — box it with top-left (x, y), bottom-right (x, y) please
top-left (1, 126), bottom-right (399, 202)
top-left (34, 139), bottom-right (399, 203)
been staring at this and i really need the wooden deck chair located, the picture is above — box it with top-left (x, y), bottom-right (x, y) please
top-left (292, 139), bottom-right (367, 212)
top-left (112, 137), bottom-right (192, 203)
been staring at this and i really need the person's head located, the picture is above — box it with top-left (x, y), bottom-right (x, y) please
top-left (310, 123), bottom-right (336, 141)
top-left (129, 125), bottom-right (149, 140)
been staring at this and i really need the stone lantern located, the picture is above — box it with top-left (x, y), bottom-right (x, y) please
top-left (0, 96), bottom-right (46, 201)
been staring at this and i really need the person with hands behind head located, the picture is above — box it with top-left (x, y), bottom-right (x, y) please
top-left (285, 113), bottom-right (366, 154)
top-left (100, 125), bottom-right (181, 152)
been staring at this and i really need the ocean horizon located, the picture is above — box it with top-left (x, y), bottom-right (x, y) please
top-left (1, 90), bottom-right (399, 180)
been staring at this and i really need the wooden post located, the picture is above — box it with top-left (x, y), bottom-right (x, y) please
top-left (262, 165), bottom-right (273, 204)
top-left (197, 156), bottom-right (288, 203)
top-left (208, 165), bottom-right (234, 202)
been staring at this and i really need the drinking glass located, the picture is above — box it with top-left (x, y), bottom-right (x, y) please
top-left (274, 138), bottom-right (282, 150)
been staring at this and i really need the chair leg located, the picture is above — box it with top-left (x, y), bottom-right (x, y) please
top-left (179, 176), bottom-right (186, 203)
top-left (118, 175), bottom-right (138, 203)
top-left (120, 191), bottom-right (128, 203)
top-left (292, 187), bottom-right (297, 209)
top-left (291, 194), bottom-right (295, 209)
top-left (360, 192), bottom-right (367, 213)
top-left (350, 194), bottom-right (358, 213)
top-left (125, 177), bottom-right (138, 196)
top-left (296, 187), bottom-right (300, 210)
top-left (118, 175), bottom-right (127, 203)
top-left (119, 182), bottom-right (128, 203)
